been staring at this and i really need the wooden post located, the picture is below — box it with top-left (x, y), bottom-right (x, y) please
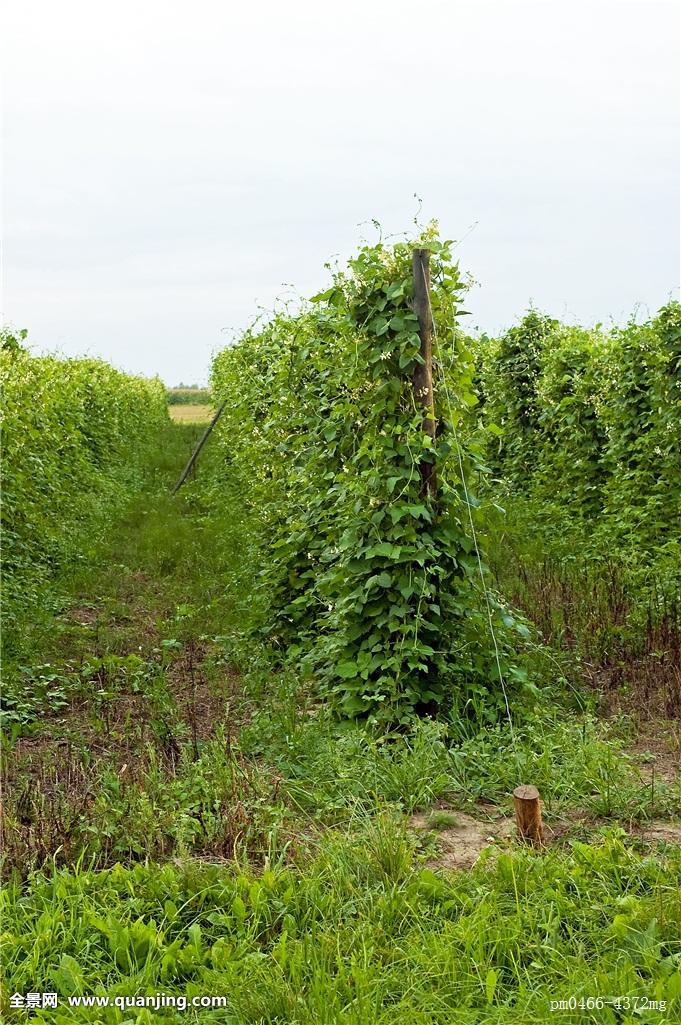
top-left (171, 399), bottom-right (227, 495)
top-left (412, 248), bottom-right (437, 498)
top-left (512, 784), bottom-right (543, 846)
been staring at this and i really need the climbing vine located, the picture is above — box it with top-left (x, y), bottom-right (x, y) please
top-left (1, 334), bottom-right (168, 638)
top-left (477, 302), bottom-right (681, 551)
top-left (207, 228), bottom-right (529, 723)
top-left (475, 302), bottom-right (681, 637)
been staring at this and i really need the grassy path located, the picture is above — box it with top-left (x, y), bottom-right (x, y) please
top-left (3, 423), bottom-right (259, 867)
top-left (2, 423), bottom-right (681, 1023)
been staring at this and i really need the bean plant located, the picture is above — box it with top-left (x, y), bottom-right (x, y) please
top-left (1, 330), bottom-right (168, 640)
top-left (206, 228), bottom-right (530, 722)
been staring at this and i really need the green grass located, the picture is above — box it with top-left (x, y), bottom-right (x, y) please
top-left (3, 831), bottom-right (680, 1023)
top-left (2, 422), bottom-right (681, 1023)
top-left (426, 810), bottom-right (462, 830)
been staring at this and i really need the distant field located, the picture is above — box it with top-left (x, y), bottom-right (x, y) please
top-left (168, 403), bottom-right (213, 422)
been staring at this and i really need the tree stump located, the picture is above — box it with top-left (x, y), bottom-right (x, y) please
top-left (512, 784), bottom-right (543, 846)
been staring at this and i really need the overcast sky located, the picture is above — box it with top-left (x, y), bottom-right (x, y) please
top-left (2, 0), bottom-right (679, 385)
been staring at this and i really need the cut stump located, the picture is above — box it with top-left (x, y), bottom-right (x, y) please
top-left (513, 784), bottom-right (543, 846)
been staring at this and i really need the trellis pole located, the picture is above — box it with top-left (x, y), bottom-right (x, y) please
top-left (412, 248), bottom-right (437, 498)
top-left (171, 399), bottom-right (227, 494)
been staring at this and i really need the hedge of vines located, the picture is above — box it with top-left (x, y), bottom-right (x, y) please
top-left (206, 230), bottom-right (529, 723)
top-left (476, 302), bottom-right (681, 602)
top-left (1, 332), bottom-right (168, 636)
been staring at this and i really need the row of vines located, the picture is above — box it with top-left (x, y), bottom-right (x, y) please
top-left (471, 302), bottom-right (681, 706)
top-left (476, 303), bottom-right (681, 550)
top-left (1, 331), bottom-right (168, 646)
top-left (202, 230), bottom-right (679, 720)
top-left (203, 229), bottom-right (531, 725)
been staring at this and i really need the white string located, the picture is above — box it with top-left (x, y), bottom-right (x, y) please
top-left (420, 259), bottom-right (522, 777)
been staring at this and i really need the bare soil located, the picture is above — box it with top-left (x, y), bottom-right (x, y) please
top-left (411, 802), bottom-right (681, 872)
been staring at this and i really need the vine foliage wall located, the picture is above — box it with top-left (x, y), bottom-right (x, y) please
top-left (476, 302), bottom-right (681, 627)
top-left (207, 230), bottom-right (528, 722)
top-left (1, 332), bottom-right (168, 638)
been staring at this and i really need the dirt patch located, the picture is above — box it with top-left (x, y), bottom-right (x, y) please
top-left (411, 810), bottom-right (515, 870)
top-left (165, 643), bottom-right (246, 742)
top-left (626, 722), bottom-right (680, 786)
top-left (411, 803), bottom-right (681, 872)
top-left (63, 605), bottom-right (100, 626)
top-left (631, 820), bottom-right (681, 845)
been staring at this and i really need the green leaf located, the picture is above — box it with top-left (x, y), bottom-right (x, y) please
top-left (485, 968), bottom-right (498, 1004)
top-left (336, 661), bottom-right (359, 678)
top-left (310, 286), bottom-right (337, 302)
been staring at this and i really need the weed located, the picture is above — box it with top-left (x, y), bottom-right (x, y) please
top-left (2, 832), bottom-right (680, 1023)
top-left (426, 810), bottom-right (461, 830)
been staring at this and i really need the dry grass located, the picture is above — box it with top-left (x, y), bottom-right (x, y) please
top-left (168, 404), bottom-right (213, 423)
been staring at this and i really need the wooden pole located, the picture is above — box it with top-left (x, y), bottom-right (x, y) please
top-left (171, 399), bottom-right (227, 495)
top-left (512, 784), bottom-right (543, 846)
top-left (412, 248), bottom-right (437, 498)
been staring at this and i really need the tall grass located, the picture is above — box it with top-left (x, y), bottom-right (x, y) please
top-left (3, 830), bottom-right (680, 1023)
